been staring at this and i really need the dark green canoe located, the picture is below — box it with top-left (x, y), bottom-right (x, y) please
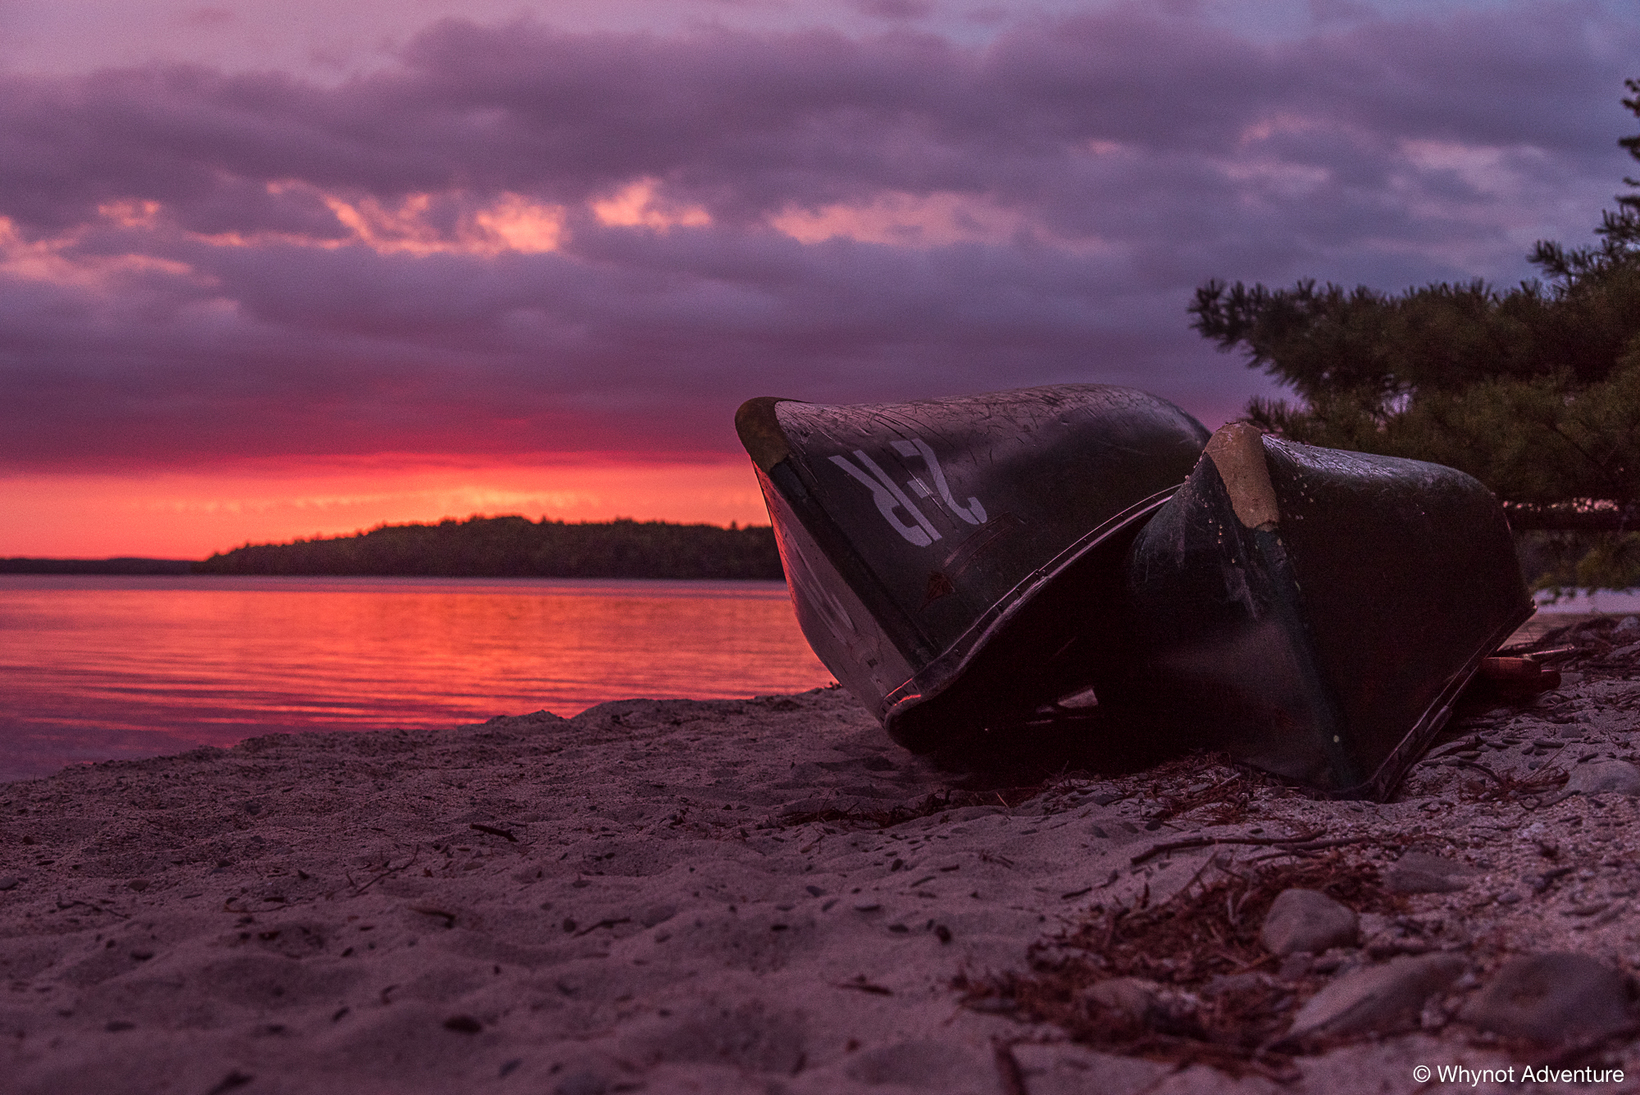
top-left (736, 385), bottom-right (1209, 752)
top-left (1125, 424), bottom-right (1534, 799)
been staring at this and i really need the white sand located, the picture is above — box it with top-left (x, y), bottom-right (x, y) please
top-left (4, 655), bottom-right (1640, 1093)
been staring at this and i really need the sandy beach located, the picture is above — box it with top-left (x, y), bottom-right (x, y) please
top-left (6, 617), bottom-right (1640, 1094)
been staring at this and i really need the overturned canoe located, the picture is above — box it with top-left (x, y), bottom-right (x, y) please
top-left (1125, 424), bottom-right (1533, 800)
top-left (736, 385), bottom-right (1209, 752)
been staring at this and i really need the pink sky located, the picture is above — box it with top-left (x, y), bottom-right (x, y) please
top-left (1, 0), bottom-right (1635, 557)
top-left (0, 460), bottom-right (773, 559)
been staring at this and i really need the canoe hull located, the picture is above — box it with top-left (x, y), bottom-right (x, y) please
top-left (1125, 425), bottom-right (1533, 799)
top-left (738, 385), bottom-right (1210, 752)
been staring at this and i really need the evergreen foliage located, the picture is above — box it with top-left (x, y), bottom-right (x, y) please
top-left (1189, 80), bottom-right (1640, 588)
top-left (192, 516), bottom-right (785, 580)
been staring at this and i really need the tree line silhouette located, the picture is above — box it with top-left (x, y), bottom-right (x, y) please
top-left (192, 516), bottom-right (785, 580)
top-left (0, 557), bottom-right (194, 575)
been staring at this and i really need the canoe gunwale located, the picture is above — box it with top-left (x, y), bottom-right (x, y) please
top-left (1345, 603), bottom-right (1535, 801)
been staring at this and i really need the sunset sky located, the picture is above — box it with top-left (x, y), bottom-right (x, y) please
top-left (2, 0), bottom-right (1636, 558)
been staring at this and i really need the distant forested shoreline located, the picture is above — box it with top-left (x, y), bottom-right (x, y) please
top-left (0, 557), bottom-right (195, 575)
top-left (191, 516), bottom-right (786, 580)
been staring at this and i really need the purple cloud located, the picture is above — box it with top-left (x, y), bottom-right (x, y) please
top-left (1, 1), bottom-right (1635, 472)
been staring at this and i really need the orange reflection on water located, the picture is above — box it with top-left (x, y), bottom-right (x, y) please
top-left (0, 576), bottom-right (834, 781)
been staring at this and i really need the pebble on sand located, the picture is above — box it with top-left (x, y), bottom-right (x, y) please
top-left (1079, 977), bottom-right (1201, 1032)
top-left (1459, 952), bottom-right (1634, 1042)
top-left (1383, 852), bottom-right (1480, 895)
top-left (1565, 760), bottom-right (1640, 798)
top-left (1260, 889), bottom-right (1359, 956)
top-left (1284, 954), bottom-right (1466, 1041)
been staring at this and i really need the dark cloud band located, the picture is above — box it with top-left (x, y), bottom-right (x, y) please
top-left (1, 2), bottom-right (1634, 471)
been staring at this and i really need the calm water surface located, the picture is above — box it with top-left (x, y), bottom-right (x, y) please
top-left (0, 575), bottom-right (833, 782)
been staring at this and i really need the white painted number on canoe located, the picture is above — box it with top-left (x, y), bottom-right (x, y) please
top-left (893, 438), bottom-right (986, 527)
top-left (828, 438), bottom-right (985, 547)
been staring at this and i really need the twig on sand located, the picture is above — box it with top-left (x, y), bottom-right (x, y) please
top-left (469, 823), bottom-right (517, 842)
top-left (204, 1070), bottom-right (254, 1095)
top-left (573, 916), bottom-right (631, 937)
top-left (1130, 830), bottom-right (1324, 866)
top-left (1446, 758), bottom-right (1504, 782)
top-left (1134, 832), bottom-right (1377, 865)
top-left (833, 976), bottom-right (893, 996)
top-left (343, 849), bottom-right (421, 896)
top-left (409, 905), bottom-right (458, 927)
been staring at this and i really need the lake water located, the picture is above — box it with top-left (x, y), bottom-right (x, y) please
top-left (2, 574), bottom-right (1628, 784)
top-left (0, 575), bottom-right (833, 783)
top-left (1533, 588), bottom-right (1640, 616)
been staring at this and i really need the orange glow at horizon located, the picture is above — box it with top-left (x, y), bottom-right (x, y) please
top-left (0, 460), bottom-right (774, 559)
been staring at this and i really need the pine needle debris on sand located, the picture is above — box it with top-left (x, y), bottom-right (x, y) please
top-left (957, 855), bottom-right (1404, 1077)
